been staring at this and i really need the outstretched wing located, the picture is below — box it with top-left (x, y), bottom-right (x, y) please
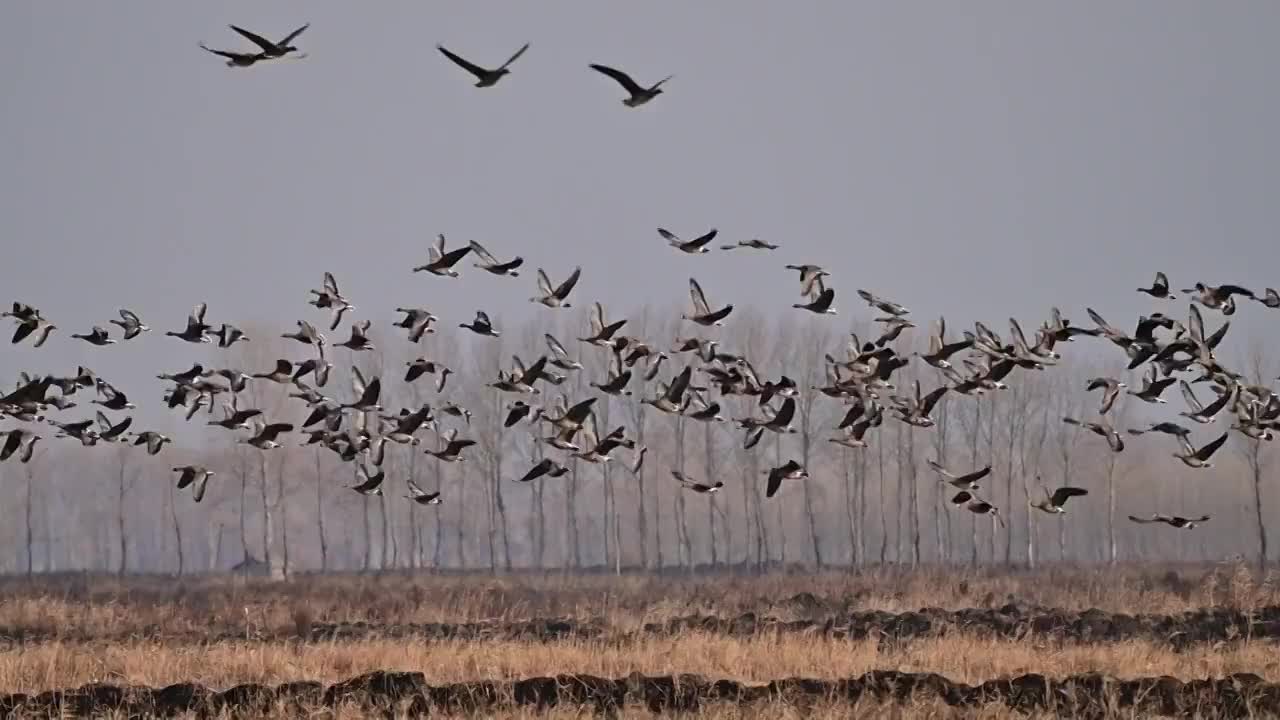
top-left (229, 25), bottom-right (278, 52)
top-left (499, 42), bottom-right (530, 70)
top-left (279, 22), bottom-right (310, 46)
top-left (554, 267), bottom-right (582, 299)
top-left (590, 64), bottom-right (644, 95)
top-left (536, 269), bottom-right (554, 296)
top-left (469, 240), bottom-right (499, 265)
top-left (438, 45), bottom-right (489, 79)
top-left (688, 278), bottom-right (710, 315)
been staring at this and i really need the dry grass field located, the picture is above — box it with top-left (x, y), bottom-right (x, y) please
top-left (1, 563), bottom-right (1278, 717)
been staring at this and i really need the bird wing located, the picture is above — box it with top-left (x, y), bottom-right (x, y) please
top-left (918, 386), bottom-right (948, 416)
top-left (926, 459), bottom-right (957, 479)
top-left (1179, 381), bottom-right (1204, 413)
top-left (1195, 431), bottom-right (1229, 461)
top-left (476, 310), bottom-right (492, 326)
top-left (545, 333), bottom-right (570, 359)
top-left (1188, 305), bottom-right (1205, 345)
top-left (279, 22), bottom-right (310, 46)
top-left (667, 366), bottom-right (693, 402)
top-left (688, 228), bottom-right (718, 249)
top-left (771, 397), bottom-right (797, 427)
top-left (590, 64), bottom-right (644, 94)
top-left (1050, 487), bottom-right (1088, 505)
top-left (536, 268), bottom-right (555, 296)
top-left (229, 25), bottom-right (278, 52)
top-left (553, 267), bottom-right (581, 299)
top-left (1127, 514), bottom-right (1156, 524)
top-left (358, 377), bottom-right (382, 407)
top-left (499, 42), bottom-right (530, 70)
top-left (323, 271), bottom-right (339, 296)
top-left (437, 45), bottom-right (489, 79)
top-left (1155, 271), bottom-right (1169, 289)
top-left (468, 240), bottom-right (499, 265)
top-left (406, 478), bottom-right (427, 498)
top-left (191, 302), bottom-right (207, 325)
top-left (688, 278), bottom-right (711, 316)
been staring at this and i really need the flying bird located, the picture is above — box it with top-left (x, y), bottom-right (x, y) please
top-left (437, 42), bottom-right (530, 87)
top-left (228, 22), bottom-right (309, 58)
top-left (589, 63), bottom-right (672, 107)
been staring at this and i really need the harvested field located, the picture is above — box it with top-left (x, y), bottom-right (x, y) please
top-left (3, 566), bottom-right (1278, 717)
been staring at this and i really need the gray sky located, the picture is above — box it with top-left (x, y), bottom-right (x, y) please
top-left (2, 2), bottom-right (1278, 435)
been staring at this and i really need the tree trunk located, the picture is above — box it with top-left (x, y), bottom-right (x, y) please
top-left (1249, 441), bottom-right (1269, 574)
top-left (313, 449), bottom-right (328, 571)
top-left (115, 457), bottom-right (127, 576)
top-left (169, 477), bottom-right (184, 576)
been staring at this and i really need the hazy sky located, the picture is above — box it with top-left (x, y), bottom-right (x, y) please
top-left (2, 2), bottom-right (1278, 435)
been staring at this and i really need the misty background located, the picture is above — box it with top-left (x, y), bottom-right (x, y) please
top-left (0, 2), bottom-right (1278, 575)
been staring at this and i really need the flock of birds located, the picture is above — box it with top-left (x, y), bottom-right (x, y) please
top-left (2, 23), bottom-right (1273, 541)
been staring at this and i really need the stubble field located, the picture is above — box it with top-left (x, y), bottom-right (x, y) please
top-left (2, 564), bottom-right (1279, 717)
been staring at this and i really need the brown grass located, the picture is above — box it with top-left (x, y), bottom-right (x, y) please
top-left (0, 562), bottom-right (1271, 641)
top-left (1, 565), bottom-right (1276, 718)
top-left (2, 632), bottom-right (1277, 695)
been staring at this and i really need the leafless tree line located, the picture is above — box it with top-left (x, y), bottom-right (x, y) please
top-left (0, 307), bottom-right (1274, 576)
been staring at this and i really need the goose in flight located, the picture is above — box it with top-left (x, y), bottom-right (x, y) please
top-left (469, 240), bottom-right (523, 276)
top-left (1178, 381), bottom-right (1236, 424)
top-left (208, 402), bottom-right (263, 431)
top-left (394, 308), bottom-right (437, 342)
top-left (683, 278), bottom-right (734, 326)
top-left (282, 320), bottom-right (324, 347)
top-left (1126, 421), bottom-right (1191, 438)
top-left (253, 359), bottom-right (295, 385)
top-left (672, 471), bottom-right (722, 494)
top-left (1183, 282), bottom-right (1254, 311)
top-left (460, 311), bottom-right (500, 337)
top-left (350, 464), bottom-right (385, 496)
top-left (1128, 513), bottom-right (1209, 529)
top-left (95, 411), bottom-right (133, 442)
top-left (405, 479), bottom-right (441, 505)
top-left (7, 302), bottom-right (57, 347)
top-left (1030, 485), bottom-right (1088, 514)
top-left (0, 429), bottom-right (40, 463)
top-left (579, 303), bottom-right (626, 346)
top-left (857, 289), bottom-right (910, 317)
top-left (414, 234), bottom-right (472, 277)
top-left (1137, 271), bottom-right (1176, 299)
top-left (198, 43), bottom-right (266, 67)
top-left (545, 334), bottom-right (583, 371)
top-left (216, 323), bottom-right (250, 348)
top-left (916, 317), bottom-right (974, 370)
top-left (530, 267), bottom-right (581, 308)
top-left (439, 401), bottom-right (473, 426)
top-left (643, 366), bottom-right (693, 414)
top-left (504, 400), bottom-right (536, 427)
top-left (1173, 431), bottom-right (1229, 469)
top-left (874, 317), bottom-right (914, 346)
top-left (590, 352), bottom-right (633, 397)
top-left (829, 407), bottom-right (881, 449)
top-left (1062, 416), bottom-right (1124, 452)
top-left (949, 491), bottom-right (1004, 527)
top-left (1128, 364), bottom-right (1175, 404)
top-left (173, 465), bottom-right (215, 502)
top-left (343, 375), bottom-right (382, 413)
top-left (738, 396), bottom-right (798, 434)
top-left (659, 227), bottom-right (717, 254)
top-left (721, 238), bottom-right (778, 251)
top-left (518, 457), bottom-right (569, 483)
top-left (129, 431), bottom-right (171, 456)
top-left (764, 460), bottom-right (808, 498)
top-left (426, 431), bottom-right (476, 462)
top-left (336, 319), bottom-right (375, 351)
top-left (166, 303), bottom-right (211, 344)
top-left (926, 459), bottom-right (990, 490)
top-left (438, 42), bottom-right (529, 87)
top-left (405, 358), bottom-right (450, 385)
top-left (228, 22), bottom-right (309, 58)
top-left (793, 276), bottom-right (836, 315)
top-left (109, 309), bottom-right (149, 340)
top-left (71, 326), bottom-right (115, 346)
top-left (1085, 377), bottom-right (1126, 415)
top-left (889, 381), bottom-right (948, 428)
top-left (785, 265), bottom-right (829, 298)
top-left (589, 63), bottom-right (672, 107)
top-left (92, 383), bottom-right (136, 411)
top-left (308, 272), bottom-right (355, 330)
top-left (243, 421), bottom-right (293, 450)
